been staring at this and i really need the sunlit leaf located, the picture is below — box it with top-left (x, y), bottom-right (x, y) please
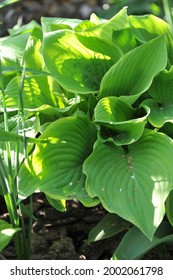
top-left (129, 14), bottom-right (173, 64)
top-left (41, 17), bottom-right (82, 33)
top-left (1, 75), bottom-right (64, 110)
top-left (42, 30), bottom-right (122, 93)
top-left (0, 33), bottom-right (31, 65)
top-left (0, 220), bottom-right (20, 252)
top-left (99, 36), bottom-right (167, 104)
top-left (112, 28), bottom-right (137, 54)
top-left (80, 7), bottom-right (130, 42)
top-left (18, 112), bottom-right (99, 207)
top-left (23, 26), bottom-right (43, 70)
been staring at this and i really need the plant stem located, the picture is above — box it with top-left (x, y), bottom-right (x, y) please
top-left (0, 58), bottom-right (23, 259)
top-left (26, 196), bottom-right (33, 259)
top-left (16, 59), bottom-right (33, 259)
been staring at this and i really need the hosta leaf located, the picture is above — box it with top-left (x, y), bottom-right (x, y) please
top-left (74, 21), bottom-right (96, 32)
top-left (41, 17), bottom-right (82, 32)
top-left (0, 115), bottom-right (40, 176)
top-left (94, 97), bottom-right (148, 145)
top-left (8, 20), bottom-right (40, 36)
top-left (80, 7), bottom-right (130, 42)
top-left (112, 28), bottom-right (137, 54)
top-left (0, 33), bottom-right (31, 65)
top-left (42, 30), bottom-right (122, 93)
top-left (0, 0), bottom-right (19, 9)
top-left (23, 26), bottom-right (43, 70)
top-left (99, 36), bottom-right (167, 103)
top-left (1, 75), bottom-right (64, 110)
top-left (0, 220), bottom-right (20, 252)
top-left (142, 99), bottom-right (173, 128)
top-left (148, 67), bottom-right (173, 105)
top-left (159, 123), bottom-right (173, 139)
top-left (112, 222), bottom-right (173, 260)
top-left (129, 14), bottom-right (173, 64)
top-left (83, 129), bottom-right (173, 239)
top-left (18, 113), bottom-right (98, 206)
top-left (46, 195), bottom-right (66, 212)
top-left (166, 191), bottom-right (173, 227)
top-left (87, 213), bottom-right (130, 243)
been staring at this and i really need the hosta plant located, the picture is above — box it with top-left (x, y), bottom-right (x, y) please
top-left (1, 2), bottom-right (173, 259)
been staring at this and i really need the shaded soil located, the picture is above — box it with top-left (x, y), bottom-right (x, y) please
top-left (0, 193), bottom-right (120, 260)
top-left (1, 193), bottom-right (173, 260)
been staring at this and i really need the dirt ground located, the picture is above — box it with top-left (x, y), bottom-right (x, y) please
top-left (1, 192), bottom-right (173, 260)
top-left (0, 193), bottom-right (121, 260)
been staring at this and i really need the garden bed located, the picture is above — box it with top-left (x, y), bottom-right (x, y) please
top-left (0, 194), bottom-right (119, 260)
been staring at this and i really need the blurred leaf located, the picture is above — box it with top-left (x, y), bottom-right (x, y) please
top-left (0, 0), bottom-right (19, 9)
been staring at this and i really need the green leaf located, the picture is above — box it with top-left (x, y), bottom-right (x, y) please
top-left (18, 112), bottom-right (99, 207)
top-left (148, 67), bottom-right (173, 105)
top-left (1, 75), bottom-right (64, 110)
top-left (112, 221), bottom-right (173, 260)
top-left (20, 203), bottom-right (37, 221)
top-left (142, 99), bottom-right (173, 128)
top-left (83, 129), bottom-right (173, 239)
top-left (0, 33), bottom-right (31, 65)
top-left (166, 190), bottom-right (173, 227)
top-left (112, 28), bottom-right (137, 54)
top-left (23, 26), bottom-right (43, 70)
top-left (42, 30), bottom-right (122, 93)
top-left (8, 20), bottom-right (40, 36)
top-left (80, 7), bottom-right (130, 42)
top-left (74, 21), bottom-right (96, 32)
top-left (129, 14), bottom-right (173, 64)
top-left (0, 220), bottom-right (20, 252)
top-left (99, 36), bottom-right (167, 104)
top-left (41, 17), bottom-right (82, 33)
top-left (94, 97), bottom-right (148, 145)
top-left (0, 129), bottom-right (25, 143)
top-left (0, 115), bottom-right (40, 176)
top-left (0, 0), bottom-right (19, 9)
top-left (46, 195), bottom-right (66, 212)
top-left (87, 213), bottom-right (130, 243)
